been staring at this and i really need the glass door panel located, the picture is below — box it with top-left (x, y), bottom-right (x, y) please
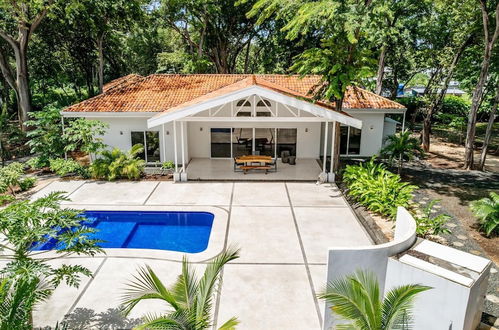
top-left (254, 128), bottom-right (275, 156)
top-left (232, 128), bottom-right (253, 157)
top-left (145, 131), bottom-right (160, 162)
top-left (131, 131), bottom-right (146, 160)
top-left (277, 128), bottom-right (297, 157)
top-left (210, 128), bottom-right (231, 158)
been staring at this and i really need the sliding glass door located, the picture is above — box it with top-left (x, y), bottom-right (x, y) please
top-left (210, 127), bottom-right (297, 158)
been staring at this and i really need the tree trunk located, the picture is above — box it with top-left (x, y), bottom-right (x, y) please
top-left (97, 34), bottom-right (104, 94)
top-left (15, 35), bottom-right (31, 128)
top-left (477, 83), bottom-right (499, 171)
top-left (375, 44), bottom-right (387, 95)
top-left (421, 37), bottom-right (469, 152)
top-left (464, 0), bottom-right (499, 170)
top-left (464, 46), bottom-right (492, 169)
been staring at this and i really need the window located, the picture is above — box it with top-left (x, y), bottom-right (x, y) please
top-left (257, 99), bottom-right (271, 107)
top-left (236, 100), bottom-right (251, 107)
top-left (236, 111), bottom-right (251, 117)
top-left (130, 131), bottom-right (160, 162)
top-left (339, 126), bottom-right (362, 155)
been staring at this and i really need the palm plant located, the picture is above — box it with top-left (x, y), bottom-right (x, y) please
top-left (319, 270), bottom-right (431, 329)
top-left (121, 248), bottom-right (240, 330)
top-left (381, 130), bottom-right (424, 174)
top-left (91, 144), bottom-right (145, 180)
top-left (0, 276), bottom-right (51, 330)
top-left (470, 192), bottom-right (499, 237)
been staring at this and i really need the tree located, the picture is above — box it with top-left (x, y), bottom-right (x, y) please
top-left (63, 118), bottom-right (109, 160)
top-left (381, 130), bottom-right (424, 174)
top-left (159, 0), bottom-right (260, 74)
top-left (463, 0), bottom-right (499, 169)
top-left (248, 0), bottom-right (377, 171)
top-left (121, 247), bottom-right (240, 330)
top-left (319, 270), bottom-right (431, 329)
top-left (0, 0), bottom-right (57, 127)
top-left (0, 192), bottom-right (103, 327)
top-left (478, 81), bottom-right (499, 170)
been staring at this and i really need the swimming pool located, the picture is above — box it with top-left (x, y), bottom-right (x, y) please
top-left (34, 210), bottom-right (215, 253)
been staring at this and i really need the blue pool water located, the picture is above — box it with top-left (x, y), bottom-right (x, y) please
top-left (33, 210), bottom-right (214, 253)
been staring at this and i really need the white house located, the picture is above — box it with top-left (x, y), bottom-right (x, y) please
top-left (62, 74), bottom-right (406, 181)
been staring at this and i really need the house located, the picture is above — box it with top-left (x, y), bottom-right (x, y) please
top-left (62, 74), bottom-right (406, 181)
top-left (401, 81), bottom-right (466, 98)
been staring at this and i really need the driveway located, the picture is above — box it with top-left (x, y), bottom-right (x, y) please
top-left (21, 180), bottom-right (372, 329)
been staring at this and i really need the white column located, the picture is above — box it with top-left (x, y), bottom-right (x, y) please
top-left (322, 121), bottom-right (328, 173)
top-left (173, 120), bottom-right (178, 172)
top-left (62, 116), bottom-right (67, 160)
top-left (330, 121), bottom-right (336, 179)
top-left (161, 124), bottom-right (166, 162)
top-left (252, 127), bottom-right (255, 155)
top-left (274, 128), bottom-right (278, 158)
top-left (402, 111), bottom-right (406, 131)
top-left (181, 121), bottom-right (186, 171)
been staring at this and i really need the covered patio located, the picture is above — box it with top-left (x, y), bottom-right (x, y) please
top-left (187, 158), bottom-right (322, 181)
top-left (147, 75), bottom-right (362, 182)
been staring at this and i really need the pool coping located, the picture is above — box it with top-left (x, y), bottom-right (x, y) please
top-left (38, 205), bottom-right (229, 263)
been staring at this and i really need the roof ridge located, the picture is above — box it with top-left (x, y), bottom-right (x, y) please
top-left (351, 85), bottom-right (405, 108)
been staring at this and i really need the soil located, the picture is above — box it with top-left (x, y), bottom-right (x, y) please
top-left (404, 137), bottom-right (499, 264)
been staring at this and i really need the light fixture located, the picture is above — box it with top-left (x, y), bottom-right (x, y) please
top-left (200, 127), bottom-right (203, 132)
top-left (119, 131), bottom-right (123, 135)
top-left (305, 128), bottom-right (309, 133)
top-left (166, 131), bottom-right (170, 135)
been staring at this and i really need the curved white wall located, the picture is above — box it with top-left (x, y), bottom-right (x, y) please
top-left (323, 207), bottom-right (417, 329)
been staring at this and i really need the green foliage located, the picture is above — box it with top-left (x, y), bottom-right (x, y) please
top-left (414, 200), bottom-right (451, 238)
top-left (319, 270), bottom-right (431, 329)
top-left (90, 144), bottom-right (145, 181)
top-left (0, 192), bottom-right (103, 328)
top-left (121, 247), bottom-right (240, 330)
top-left (0, 113), bottom-right (27, 164)
top-left (18, 177), bottom-right (37, 192)
top-left (381, 130), bottom-right (424, 173)
top-left (161, 161), bottom-right (174, 170)
top-left (0, 192), bottom-right (103, 285)
top-left (441, 95), bottom-right (470, 116)
top-left (470, 192), bottom-right (499, 237)
top-left (343, 158), bottom-right (417, 219)
top-left (248, 0), bottom-right (376, 103)
top-left (63, 119), bottom-right (109, 155)
top-left (0, 195), bottom-right (15, 206)
top-left (0, 275), bottom-right (51, 330)
top-left (0, 163), bottom-right (26, 195)
top-left (25, 157), bottom-right (45, 170)
top-left (26, 105), bottom-right (66, 166)
top-left (49, 158), bottom-right (88, 178)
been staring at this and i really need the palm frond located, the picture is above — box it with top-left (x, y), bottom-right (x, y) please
top-left (121, 265), bottom-right (181, 316)
top-left (382, 284), bottom-right (431, 329)
top-left (217, 316), bottom-right (239, 330)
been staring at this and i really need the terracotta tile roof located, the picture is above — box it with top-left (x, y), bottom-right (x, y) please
top-left (103, 74), bottom-right (144, 93)
top-left (65, 74), bottom-right (405, 113)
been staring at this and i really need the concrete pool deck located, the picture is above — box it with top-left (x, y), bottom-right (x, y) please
top-left (17, 180), bottom-right (373, 329)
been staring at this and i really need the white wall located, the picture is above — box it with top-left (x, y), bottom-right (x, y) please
top-left (349, 113), bottom-right (385, 157)
top-left (187, 121), bottom-right (321, 159)
top-left (324, 207), bottom-right (417, 329)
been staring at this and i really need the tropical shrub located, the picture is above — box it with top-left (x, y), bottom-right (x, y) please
top-left (25, 156), bottom-right (45, 170)
top-left (18, 177), bottom-right (37, 192)
top-left (319, 270), bottom-right (431, 329)
top-left (0, 163), bottom-right (25, 195)
top-left (121, 247), bottom-right (240, 330)
top-left (63, 119), bottom-right (109, 158)
top-left (0, 195), bottom-right (15, 206)
top-left (161, 161), bottom-right (175, 169)
top-left (343, 158), bottom-right (417, 219)
top-left (381, 130), bottom-right (424, 174)
top-left (49, 158), bottom-right (89, 178)
top-left (414, 200), bottom-right (451, 238)
top-left (26, 105), bottom-right (66, 166)
top-left (90, 144), bottom-right (145, 181)
top-left (470, 192), bottom-right (499, 237)
top-left (0, 193), bottom-right (102, 328)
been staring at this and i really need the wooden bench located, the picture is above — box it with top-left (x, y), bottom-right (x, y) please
top-left (240, 165), bottom-right (272, 174)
